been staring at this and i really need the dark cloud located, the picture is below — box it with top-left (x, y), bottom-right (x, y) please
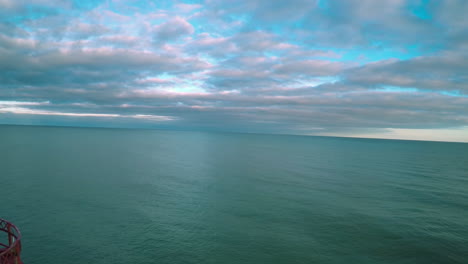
top-left (273, 60), bottom-right (344, 76)
top-left (344, 52), bottom-right (468, 92)
top-left (153, 17), bottom-right (194, 42)
top-left (65, 22), bottom-right (111, 39)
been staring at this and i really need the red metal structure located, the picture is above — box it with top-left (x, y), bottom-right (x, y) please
top-left (0, 219), bottom-right (22, 264)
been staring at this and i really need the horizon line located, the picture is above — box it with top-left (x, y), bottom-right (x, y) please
top-left (1, 123), bottom-right (466, 144)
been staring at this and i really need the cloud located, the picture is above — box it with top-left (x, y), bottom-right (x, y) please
top-left (153, 17), bottom-right (194, 42)
top-left (204, 0), bottom-right (317, 22)
top-left (0, 100), bottom-right (174, 121)
top-left (65, 22), bottom-right (111, 39)
top-left (174, 3), bottom-right (202, 13)
top-left (0, 0), bottom-right (468, 142)
top-left (0, 0), bottom-right (71, 10)
top-left (344, 52), bottom-right (468, 93)
top-left (321, 127), bottom-right (468, 143)
top-left (274, 60), bottom-right (344, 76)
top-left (0, 0), bottom-right (15, 9)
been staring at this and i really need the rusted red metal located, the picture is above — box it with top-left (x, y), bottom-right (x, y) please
top-left (0, 219), bottom-right (22, 264)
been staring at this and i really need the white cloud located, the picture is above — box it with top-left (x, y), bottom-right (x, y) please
top-left (0, 102), bottom-right (174, 121)
top-left (321, 127), bottom-right (468, 143)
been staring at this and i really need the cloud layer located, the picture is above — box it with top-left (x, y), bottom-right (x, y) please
top-left (1, 0), bottom-right (468, 142)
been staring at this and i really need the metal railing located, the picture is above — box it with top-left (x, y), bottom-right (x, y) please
top-left (0, 219), bottom-right (22, 264)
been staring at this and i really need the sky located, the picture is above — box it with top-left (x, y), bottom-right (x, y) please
top-left (1, 0), bottom-right (467, 142)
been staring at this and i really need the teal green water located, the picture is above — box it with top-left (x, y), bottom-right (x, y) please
top-left (1, 125), bottom-right (468, 263)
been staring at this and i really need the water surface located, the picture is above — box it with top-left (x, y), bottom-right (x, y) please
top-left (1, 125), bottom-right (467, 263)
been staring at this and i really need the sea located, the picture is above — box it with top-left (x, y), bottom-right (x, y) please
top-left (1, 125), bottom-right (467, 264)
